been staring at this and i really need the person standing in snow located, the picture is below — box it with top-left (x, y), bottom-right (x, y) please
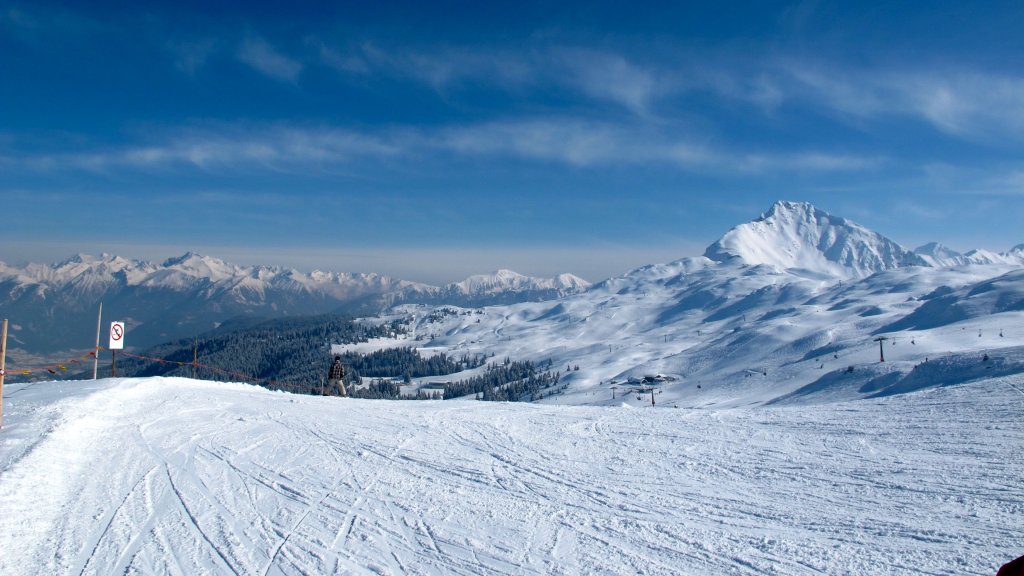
top-left (328, 355), bottom-right (347, 397)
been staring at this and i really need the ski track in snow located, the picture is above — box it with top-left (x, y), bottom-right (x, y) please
top-left (0, 376), bottom-right (1021, 575)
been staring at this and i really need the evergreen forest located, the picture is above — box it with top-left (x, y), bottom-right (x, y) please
top-left (105, 314), bottom-right (559, 402)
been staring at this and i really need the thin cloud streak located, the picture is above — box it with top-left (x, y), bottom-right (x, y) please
top-left (16, 127), bottom-right (404, 172)
top-left (237, 34), bottom-right (303, 83)
top-left (7, 119), bottom-right (886, 178)
top-left (551, 48), bottom-right (664, 116)
top-left (168, 38), bottom-right (218, 76)
top-left (780, 62), bottom-right (1024, 141)
top-left (317, 42), bottom-right (668, 114)
top-left (312, 40), bottom-right (1024, 145)
top-left (6, 120), bottom-right (886, 179)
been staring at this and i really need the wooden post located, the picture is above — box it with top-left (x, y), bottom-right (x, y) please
top-left (1, 319), bottom-right (7, 429)
top-left (112, 350), bottom-right (117, 378)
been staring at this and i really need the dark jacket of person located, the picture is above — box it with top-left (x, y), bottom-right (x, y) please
top-left (998, 555), bottom-right (1024, 576)
top-left (328, 358), bottom-right (344, 381)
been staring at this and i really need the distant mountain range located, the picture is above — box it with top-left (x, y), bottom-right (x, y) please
top-left (1, 200), bottom-right (1020, 362)
top-left (0, 253), bottom-right (589, 355)
top-left (913, 241), bottom-right (1024, 267)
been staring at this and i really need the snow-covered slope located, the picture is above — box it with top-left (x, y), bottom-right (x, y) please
top-left (1, 376), bottom-right (1020, 575)
top-left (379, 201), bottom-right (1023, 408)
top-left (407, 261), bottom-right (1020, 406)
top-left (704, 201), bottom-right (926, 278)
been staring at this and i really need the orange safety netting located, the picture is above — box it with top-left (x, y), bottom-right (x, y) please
top-left (2, 349), bottom-right (292, 390)
top-left (117, 351), bottom-right (289, 389)
top-left (2, 350), bottom-right (100, 377)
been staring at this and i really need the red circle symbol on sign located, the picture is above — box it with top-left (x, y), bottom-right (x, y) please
top-left (111, 324), bottom-right (124, 340)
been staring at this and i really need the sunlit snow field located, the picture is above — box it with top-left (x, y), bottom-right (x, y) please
top-left (1, 376), bottom-right (1021, 575)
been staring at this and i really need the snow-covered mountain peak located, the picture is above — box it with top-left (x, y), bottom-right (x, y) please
top-left (450, 269), bottom-right (591, 295)
top-left (704, 200), bottom-right (926, 279)
top-left (913, 242), bottom-right (965, 267)
top-left (56, 252), bottom-right (137, 271)
top-left (161, 252), bottom-right (238, 280)
top-left (59, 253), bottom-right (105, 266)
top-left (552, 273), bottom-right (592, 291)
top-left (914, 242), bottom-right (956, 257)
top-left (19, 253), bottom-right (148, 290)
top-left (913, 242), bottom-right (1024, 267)
top-left (962, 248), bottom-right (1017, 265)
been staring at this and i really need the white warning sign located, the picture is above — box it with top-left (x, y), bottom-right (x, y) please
top-left (109, 321), bottom-right (126, 350)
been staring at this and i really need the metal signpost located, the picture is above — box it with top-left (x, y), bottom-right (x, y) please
top-left (93, 303), bottom-right (102, 379)
top-left (1, 319), bottom-right (7, 429)
top-left (109, 321), bottom-right (125, 377)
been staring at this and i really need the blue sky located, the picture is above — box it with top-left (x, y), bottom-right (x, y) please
top-left (2, 1), bottom-right (1023, 284)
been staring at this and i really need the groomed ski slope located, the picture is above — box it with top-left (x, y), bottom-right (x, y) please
top-left (1, 376), bottom-right (1021, 575)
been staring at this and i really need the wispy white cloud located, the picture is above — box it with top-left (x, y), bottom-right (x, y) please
top-left (315, 41), bottom-right (371, 75)
top-left (736, 151), bottom-right (886, 173)
top-left (434, 119), bottom-right (633, 166)
top-left (779, 62), bottom-right (1024, 141)
top-left (341, 42), bottom-right (536, 92)
top-left (988, 171), bottom-right (1024, 195)
top-left (18, 126), bottom-right (403, 173)
top-left (314, 42), bottom-right (670, 114)
top-left (168, 38), bottom-right (218, 76)
top-left (1, 5), bottom-right (98, 34)
top-left (550, 49), bottom-right (663, 115)
top-left (237, 35), bottom-right (303, 83)
top-left (312, 39), bottom-right (1024, 147)
top-left (433, 118), bottom-right (884, 174)
top-left (7, 118), bottom-right (885, 179)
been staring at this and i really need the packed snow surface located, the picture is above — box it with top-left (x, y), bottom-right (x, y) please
top-left (2, 376), bottom-right (1021, 575)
